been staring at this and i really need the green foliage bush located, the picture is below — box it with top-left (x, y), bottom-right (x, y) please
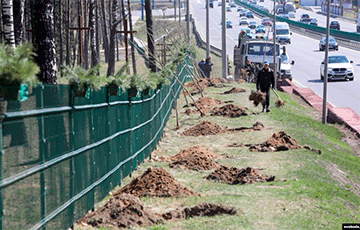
top-left (0, 43), bottom-right (40, 87)
top-left (62, 64), bottom-right (109, 91)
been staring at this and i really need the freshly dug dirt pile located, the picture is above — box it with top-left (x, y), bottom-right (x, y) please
top-left (249, 90), bottom-right (266, 107)
top-left (223, 87), bottom-right (246, 94)
top-left (236, 79), bottom-right (246, 83)
top-left (209, 78), bottom-right (228, 84)
top-left (227, 122), bottom-right (265, 132)
top-left (206, 165), bottom-right (275, 185)
top-left (169, 146), bottom-right (220, 171)
top-left (162, 202), bottom-right (237, 220)
top-left (116, 167), bottom-right (198, 197)
top-left (182, 121), bottom-right (227, 136)
top-left (195, 96), bottom-right (224, 107)
top-left (211, 104), bottom-right (248, 118)
top-left (79, 193), bottom-right (162, 229)
top-left (184, 97), bottom-right (224, 115)
top-left (249, 131), bottom-right (302, 152)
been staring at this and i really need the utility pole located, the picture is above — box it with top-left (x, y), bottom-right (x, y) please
top-left (141, 0), bottom-right (144, 20)
top-left (206, 0), bottom-right (210, 58)
top-left (322, 0), bottom-right (331, 124)
top-left (179, 0), bottom-right (181, 25)
top-left (221, 0), bottom-right (227, 78)
top-left (186, 0), bottom-right (189, 43)
top-left (273, 0), bottom-right (277, 89)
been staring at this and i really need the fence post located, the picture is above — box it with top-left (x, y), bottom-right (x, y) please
top-left (38, 84), bottom-right (47, 230)
top-left (0, 114), bottom-right (4, 230)
top-left (89, 93), bottom-right (95, 211)
top-left (68, 87), bottom-right (75, 229)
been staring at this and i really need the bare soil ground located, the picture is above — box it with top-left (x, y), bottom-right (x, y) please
top-left (249, 131), bottom-right (302, 152)
top-left (77, 194), bottom-right (162, 229)
top-left (223, 87), bottom-right (246, 94)
top-left (206, 165), bottom-right (275, 185)
top-left (115, 167), bottom-right (198, 197)
top-left (210, 104), bottom-right (248, 118)
top-left (169, 146), bottom-right (220, 171)
top-left (184, 96), bottom-right (224, 115)
top-left (182, 121), bottom-right (228, 136)
top-left (78, 195), bottom-right (237, 229)
top-left (182, 121), bottom-right (265, 136)
top-left (162, 202), bottom-right (237, 220)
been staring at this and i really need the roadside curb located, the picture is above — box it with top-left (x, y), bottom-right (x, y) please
top-left (277, 79), bottom-right (360, 137)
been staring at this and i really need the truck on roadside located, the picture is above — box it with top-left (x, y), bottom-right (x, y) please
top-left (275, 2), bottom-right (296, 14)
top-left (233, 34), bottom-right (281, 80)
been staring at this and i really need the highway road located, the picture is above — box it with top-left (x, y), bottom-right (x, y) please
top-left (190, 0), bottom-right (360, 115)
top-left (259, 1), bottom-right (358, 33)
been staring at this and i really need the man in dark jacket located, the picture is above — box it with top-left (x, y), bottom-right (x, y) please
top-left (204, 56), bottom-right (213, 78)
top-left (256, 60), bottom-right (275, 112)
top-left (198, 59), bottom-right (206, 78)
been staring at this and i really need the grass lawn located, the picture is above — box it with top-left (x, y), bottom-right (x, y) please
top-left (75, 17), bottom-right (360, 230)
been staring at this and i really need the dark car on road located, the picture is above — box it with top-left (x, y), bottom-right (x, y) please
top-left (330, 20), bottom-right (340, 30)
top-left (319, 36), bottom-right (338, 51)
top-left (246, 11), bottom-right (254, 18)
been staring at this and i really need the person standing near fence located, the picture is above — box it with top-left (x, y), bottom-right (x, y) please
top-left (204, 56), bottom-right (213, 79)
top-left (198, 59), bottom-right (206, 78)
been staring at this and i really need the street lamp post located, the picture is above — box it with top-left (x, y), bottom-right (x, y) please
top-left (322, 0), bottom-right (331, 124)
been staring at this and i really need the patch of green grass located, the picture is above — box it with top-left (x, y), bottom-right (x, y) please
top-left (75, 19), bottom-right (360, 230)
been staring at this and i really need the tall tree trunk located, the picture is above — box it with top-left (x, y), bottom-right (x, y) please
top-left (13, 0), bottom-right (24, 45)
top-left (89, 0), bottom-right (99, 67)
top-left (83, 0), bottom-right (89, 69)
top-left (127, 0), bottom-right (136, 74)
top-left (145, 0), bottom-right (156, 72)
top-left (100, 0), bottom-right (109, 63)
top-left (0, 3), bottom-right (3, 43)
top-left (106, 0), bottom-right (119, 76)
top-left (65, 0), bottom-right (71, 65)
top-left (77, 0), bottom-right (82, 66)
top-left (95, 0), bottom-right (100, 58)
top-left (2, 0), bottom-right (16, 47)
top-left (59, 0), bottom-right (63, 69)
top-left (32, 0), bottom-right (57, 84)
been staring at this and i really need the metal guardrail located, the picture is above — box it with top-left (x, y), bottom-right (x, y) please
top-left (236, 0), bottom-right (360, 51)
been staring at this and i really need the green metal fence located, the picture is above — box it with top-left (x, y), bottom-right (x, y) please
top-left (0, 56), bottom-right (193, 230)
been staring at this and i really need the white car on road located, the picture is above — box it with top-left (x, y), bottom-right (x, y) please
top-left (320, 55), bottom-right (354, 81)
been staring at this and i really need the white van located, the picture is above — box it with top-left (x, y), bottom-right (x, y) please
top-left (275, 22), bottom-right (292, 44)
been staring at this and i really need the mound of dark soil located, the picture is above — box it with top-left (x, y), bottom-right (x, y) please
top-left (116, 167), bottom-right (198, 197)
top-left (205, 165), bottom-right (275, 185)
top-left (224, 87), bottom-right (246, 94)
top-left (227, 122), bottom-right (264, 132)
top-left (209, 78), bottom-right (228, 84)
top-left (249, 131), bottom-right (302, 152)
top-left (182, 121), bottom-right (227, 136)
top-left (184, 97), bottom-right (224, 115)
top-left (79, 193), bottom-right (162, 229)
top-left (169, 146), bottom-right (220, 171)
top-left (195, 96), bottom-right (224, 107)
top-left (162, 202), bottom-right (237, 220)
top-left (211, 104), bottom-right (248, 118)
